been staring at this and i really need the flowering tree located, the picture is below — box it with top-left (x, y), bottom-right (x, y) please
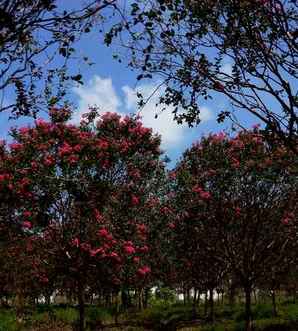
top-left (0, 109), bottom-right (164, 330)
top-left (170, 129), bottom-right (297, 330)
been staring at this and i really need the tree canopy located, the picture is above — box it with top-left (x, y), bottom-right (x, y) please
top-left (0, 0), bottom-right (115, 117)
top-left (105, 0), bottom-right (298, 148)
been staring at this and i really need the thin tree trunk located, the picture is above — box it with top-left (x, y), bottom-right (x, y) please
top-left (78, 283), bottom-right (85, 331)
top-left (186, 288), bottom-right (190, 304)
top-left (209, 288), bottom-right (214, 323)
top-left (143, 287), bottom-right (150, 309)
top-left (204, 291), bottom-right (208, 317)
top-left (45, 293), bottom-right (51, 306)
top-left (271, 289), bottom-right (277, 317)
top-left (138, 288), bottom-right (143, 310)
top-left (253, 290), bottom-right (258, 304)
top-left (192, 289), bottom-right (198, 319)
top-left (15, 290), bottom-right (25, 326)
top-left (229, 283), bottom-right (236, 307)
top-left (244, 286), bottom-right (252, 331)
top-left (183, 289), bottom-right (186, 305)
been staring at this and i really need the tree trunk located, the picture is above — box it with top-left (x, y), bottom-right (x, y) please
top-left (253, 290), bottom-right (258, 304)
top-left (45, 293), bottom-right (51, 306)
top-left (229, 283), bottom-right (236, 307)
top-left (186, 288), bottom-right (190, 304)
top-left (208, 288), bottom-right (214, 323)
top-left (204, 291), bottom-right (208, 317)
top-left (138, 288), bottom-right (144, 310)
top-left (78, 283), bottom-right (85, 331)
top-left (15, 291), bottom-right (25, 326)
top-left (144, 287), bottom-right (150, 309)
top-left (192, 289), bottom-right (198, 319)
top-left (271, 290), bottom-right (277, 317)
top-left (183, 289), bottom-right (186, 305)
top-left (244, 286), bottom-right (252, 331)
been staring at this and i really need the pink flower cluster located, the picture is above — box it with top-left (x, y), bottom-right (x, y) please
top-left (192, 185), bottom-right (212, 200)
top-left (137, 265), bottom-right (151, 277)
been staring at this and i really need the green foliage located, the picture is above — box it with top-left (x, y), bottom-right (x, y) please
top-left (85, 305), bottom-right (112, 323)
top-left (53, 306), bottom-right (78, 323)
top-left (1, 301), bottom-right (298, 330)
top-left (0, 309), bottom-right (19, 331)
top-left (136, 301), bottom-right (193, 329)
top-left (233, 303), bottom-right (273, 322)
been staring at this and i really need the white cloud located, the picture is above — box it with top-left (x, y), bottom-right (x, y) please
top-left (122, 84), bottom-right (213, 149)
top-left (73, 75), bottom-right (213, 150)
top-left (72, 76), bottom-right (121, 124)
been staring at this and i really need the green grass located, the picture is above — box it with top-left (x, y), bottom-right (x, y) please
top-left (0, 309), bottom-right (20, 331)
top-left (0, 300), bottom-right (297, 331)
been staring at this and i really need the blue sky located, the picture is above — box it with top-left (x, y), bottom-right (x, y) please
top-left (0, 2), bottom-right (259, 166)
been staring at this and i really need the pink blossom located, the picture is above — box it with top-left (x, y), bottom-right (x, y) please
top-left (40, 276), bottom-right (49, 284)
top-left (133, 256), bottom-right (140, 264)
top-left (230, 139), bottom-right (245, 149)
top-left (22, 221), bottom-right (32, 229)
top-left (97, 139), bottom-right (109, 150)
top-left (44, 155), bottom-right (55, 166)
top-left (282, 212), bottom-right (294, 225)
top-left (19, 127), bottom-right (30, 136)
top-left (192, 185), bottom-right (203, 193)
top-left (109, 252), bottom-right (120, 262)
top-left (80, 243), bottom-right (91, 251)
top-left (94, 209), bottom-right (104, 222)
top-left (0, 173), bottom-right (11, 182)
top-left (23, 210), bottom-right (32, 218)
top-left (31, 161), bottom-right (38, 170)
top-left (138, 245), bottom-right (149, 253)
top-left (131, 195), bottom-right (140, 206)
top-left (98, 228), bottom-right (109, 238)
top-left (168, 222), bottom-right (176, 229)
top-left (124, 245), bottom-right (136, 255)
top-left (71, 238), bottom-right (80, 247)
top-left (120, 140), bottom-right (130, 152)
top-left (9, 143), bottom-right (22, 151)
top-left (20, 177), bottom-right (31, 186)
top-left (168, 171), bottom-right (176, 179)
top-left (129, 169), bottom-right (141, 179)
top-left (58, 142), bottom-right (73, 156)
top-left (212, 131), bottom-right (226, 143)
top-left (73, 144), bottom-right (82, 153)
top-left (90, 248), bottom-right (104, 257)
top-left (35, 118), bottom-right (47, 127)
top-left (137, 223), bottom-right (147, 233)
top-left (199, 191), bottom-right (212, 200)
top-left (282, 217), bottom-right (290, 225)
top-left (235, 207), bottom-right (241, 217)
top-left (231, 157), bottom-right (240, 168)
top-left (192, 185), bottom-right (211, 199)
top-left (68, 155), bottom-right (79, 164)
top-left (137, 265), bottom-right (151, 277)
top-left (37, 143), bottom-right (49, 151)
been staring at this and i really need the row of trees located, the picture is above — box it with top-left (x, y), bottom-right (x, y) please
top-left (0, 109), bottom-right (297, 331)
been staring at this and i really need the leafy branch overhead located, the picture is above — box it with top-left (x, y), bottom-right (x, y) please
top-left (0, 0), bottom-right (115, 117)
top-left (105, 0), bottom-right (298, 149)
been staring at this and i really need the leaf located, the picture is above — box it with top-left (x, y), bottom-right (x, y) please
top-left (71, 74), bottom-right (82, 82)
